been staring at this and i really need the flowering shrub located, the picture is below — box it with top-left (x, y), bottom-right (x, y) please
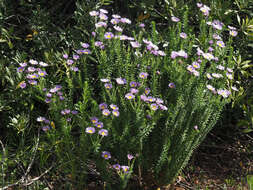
top-left (1, 2), bottom-right (241, 189)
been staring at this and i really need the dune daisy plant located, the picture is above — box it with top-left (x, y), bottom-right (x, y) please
top-left (9, 2), bottom-right (240, 189)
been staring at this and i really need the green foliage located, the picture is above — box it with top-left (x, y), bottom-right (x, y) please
top-left (0, 0), bottom-right (250, 189)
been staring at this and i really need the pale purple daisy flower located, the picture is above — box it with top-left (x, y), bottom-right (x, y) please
top-left (139, 23), bottom-right (145, 28)
top-left (95, 122), bottom-right (104, 128)
top-left (99, 13), bottom-right (108, 20)
top-left (116, 77), bottom-right (126, 85)
top-left (130, 41), bottom-right (141, 48)
top-left (127, 154), bottom-right (134, 160)
top-left (19, 81), bottom-right (26, 89)
top-left (206, 84), bottom-right (216, 92)
top-left (171, 51), bottom-right (178, 59)
top-left (42, 126), bottom-right (50, 132)
top-left (91, 117), bottom-right (98, 124)
top-left (95, 41), bottom-right (104, 47)
top-left (159, 104), bottom-right (168, 110)
top-left (19, 62), bottom-right (27, 67)
top-left (197, 47), bottom-right (204, 56)
top-left (192, 62), bottom-right (200, 69)
top-left (139, 72), bottom-right (148, 79)
top-left (177, 50), bottom-right (188, 58)
top-left (208, 47), bottom-right (214, 52)
top-left (168, 82), bottom-right (176, 88)
top-left (229, 30), bottom-right (238, 37)
top-left (212, 20), bottom-right (223, 30)
top-left (200, 5), bottom-right (210, 16)
top-left (130, 81), bottom-right (137, 87)
top-left (95, 21), bottom-right (107, 28)
top-left (231, 86), bottom-right (238, 91)
top-left (171, 16), bottom-right (180, 22)
top-left (150, 103), bottom-right (159, 111)
top-left (99, 103), bottom-right (108, 110)
top-left (113, 26), bottom-right (123, 32)
top-left (100, 78), bottom-right (110, 83)
top-left (102, 151), bottom-right (111, 160)
top-left (120, 17), bottom-right (131, 24)
top-left (43, 119), bottom-right (49, 124)
top-left (46, 93), bottom-right (52, 98)
top-left (38, 71), bottom-right (47, 77)
top-left (121, 166), bottom-right (129, 173)
top-left (145, 88), bottom-right (151, 95)
top-left (86, 127), bottom-right (95, 134)
top-left (197, 59), bottom-right (202, 63)
top-left (37, 116), bottom-right (45, 122)
top-left (213, 34), bottom-right (221, 40)
top-left (99, 9), bottom-right (108, 14)
top-left (197, 3), bottom-right (203, 7)
top-left (127, 37), bottom-right (135, 41)
top-left (180, 32), bottom-right (187, 39)
top-left (217, 89), bottom-right (231, 98)
top-left (202, 53), bottom-right (214, 61)
top-left (17, 67), bottom-right (25, 72)
top-left (36, 67), bottom-right (41, 71)
top-left (99, 129), bottom-right (108, 137)
top-left (140, 94), bottom-right (148, 101)
top-left (125, 93), bottom-right (135, 100)
top-left (29, 59), bottom-right (38, 65)
top-left (102, 109), bottom-right (111, 116)
top-left (110, 18), bottom-right (120, 25)
top-left (104, 32), bottom-right (114, 39)
top-left (89, 11), bottom-right (99, 16)
top-left (71, 110), bottom-right (78, 115)
top-left (81, 43), bottom-right (90, 48)
top-left (158, 50), bottom-right (166, 56)
top-left (27, 67), bottom-right (36, 72)
top-left (148, 42), bottom-right (159, 50)
top-left (147, 96), bottom-right (156, 102)
top-left (143, 39), bottom-right (151, 44)
top-left (227, 68), bottom-right (233, 73)
top-left (113, 164), bottom-right (121, 170)
top-left (110, 104), bottom-right (118, 110)
top-left (112, 14), bottom-right (121, 19)
top-left (226, 72), bottom-right (233, 79)
top-left (156, 98), bottom-right (164, 104)
top-left (228, 25), bottom-right (236, 30)
top-left (206, 73), bottom-right (213, 79)
top-left (187, 65), bottom-right (195, 73)
top-left (45, 98), bottom-right (51, 103)
top-left (130, 88), bottom-right (139, 94)
top-left (63, 54), bottom-right (68, 59)
top-left (27, 73), bottom-right (38, 79)
top-left (104, 83), bottom-right (112, 89)
top-left (112, 110), bottom-right (120, 117)
top-left (50, 87), bottom-right (60, 93)
top-left (73, 54), bottom-right (80, 60)
top-left (67, 59), bottom-right (74, 65)
top-left (39, 62), bottom-right (48, 67)
top-left (28, 80), bottom-right (38, 85)
top-left (217, 41), bottom-right (225, 48)
top-left (216, 65), bottom-right (225, 70)
top-left (212, 73), bottom-right (223, 78)
top-left (193, 70), bottom-right (200, 77)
